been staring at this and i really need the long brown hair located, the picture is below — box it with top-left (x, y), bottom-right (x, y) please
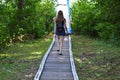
top-left (56, 10), bottom-right (65, 23)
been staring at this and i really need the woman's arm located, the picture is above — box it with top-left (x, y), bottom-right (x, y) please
top-left (64, 19), bottom-right (68, 34)
top-left (53, 17), bottom-right (56, 34)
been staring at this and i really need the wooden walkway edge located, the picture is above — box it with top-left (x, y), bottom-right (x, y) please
top-left (69, 36), bottom-right (79, 80)
top-left (34, 35), bottom-right (79, 80)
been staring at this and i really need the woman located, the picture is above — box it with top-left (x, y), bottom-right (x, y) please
top-left (54, 10), bottom-right (68, 55)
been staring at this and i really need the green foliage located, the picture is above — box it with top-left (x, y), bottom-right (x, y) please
top-left (71, 0), bottom-right (120, 45)
top-left (39, 0), bottom-right (55, 32)
top-left (0, 2), bottom-right (10, 48)
top-left (0, 25), bottom-right (9, 48)
top-left (72, 0), bottom-right (99, 37)
top-left (95, 22), bottom-right (115, 40)
top-left (94, 0), bottom-right (120, 22)
top-left (0, 0), bottom-right (55, 49)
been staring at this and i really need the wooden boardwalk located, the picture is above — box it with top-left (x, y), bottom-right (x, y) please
top-left (34, 36), bottom-right (79, 80)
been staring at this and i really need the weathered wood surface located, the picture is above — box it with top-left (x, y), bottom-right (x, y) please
top-left (39, 36), bottom-right (74, 80)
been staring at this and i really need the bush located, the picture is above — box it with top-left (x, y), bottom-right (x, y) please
top-left (71, 0), bottom-right (120, 45)
top-left (0, 25), bottom-right (9, 49)
top-left (95, 22), bottom-right (115, 40)
top-left (0, 0), bottom-right (55, 49)
top-left (71, 0), bottom-right (99, 37)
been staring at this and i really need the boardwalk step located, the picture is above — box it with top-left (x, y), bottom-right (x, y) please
top-left (43, 66), bottom-right (72, 72)
top-left (39, 36), bottom-right (74, 80)
top-left (34, 36), bottom-right (79, 80)
top-left (40, 71), bottom-right (73, 80)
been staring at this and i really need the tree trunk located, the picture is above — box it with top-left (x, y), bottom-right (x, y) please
top-left (18, 0), bottom-right (23, 22)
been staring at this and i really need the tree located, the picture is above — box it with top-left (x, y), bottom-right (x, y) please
top-left (0, 0), bottom-right (55, 49)
top-left (71, 0), bottom-right (120, 45)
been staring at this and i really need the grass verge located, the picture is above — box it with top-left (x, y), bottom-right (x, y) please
top-left (0, 36), bottom-right (53, 80)
top-left (72, 35), bottom-right (120, 80)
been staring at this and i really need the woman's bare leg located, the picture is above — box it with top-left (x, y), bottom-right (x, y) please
top-left (59, 36), bottom-right (64, 55)
top-left (56, 35), bottom-right (60, 51)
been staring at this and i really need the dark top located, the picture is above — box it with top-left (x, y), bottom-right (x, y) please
top-left (56, 21), bottom-right (66, 36)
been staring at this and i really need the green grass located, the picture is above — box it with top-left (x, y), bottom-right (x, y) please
top-left (72, 35), bottom-right (120, 80)
top-left (0, 37), bottom-right (52, 80)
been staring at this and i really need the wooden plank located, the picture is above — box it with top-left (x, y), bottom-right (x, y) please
top-left (34, 37), bottom-right (55, 80)
top-left (46, 59), bottom-right (70, 64)
top-left (40, 72), bottom-right (73, 80)
top-left (45, 63), bottom-right (70, 67)
top-left (43, 66), bottom-right (72, 72)
top-left (47, 58), bottom-right (70, 63)
top-left (39, 36), bottom-right (74, 80)
top-left (50, 51), bottom-right (69, 55)
top-left (69, 36), bottom-right (79, 80)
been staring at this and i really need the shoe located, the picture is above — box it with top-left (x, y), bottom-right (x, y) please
top-left (57, 50), bottom-right (59, 52)
top-left (59, 53), bottom-right (62, 55)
